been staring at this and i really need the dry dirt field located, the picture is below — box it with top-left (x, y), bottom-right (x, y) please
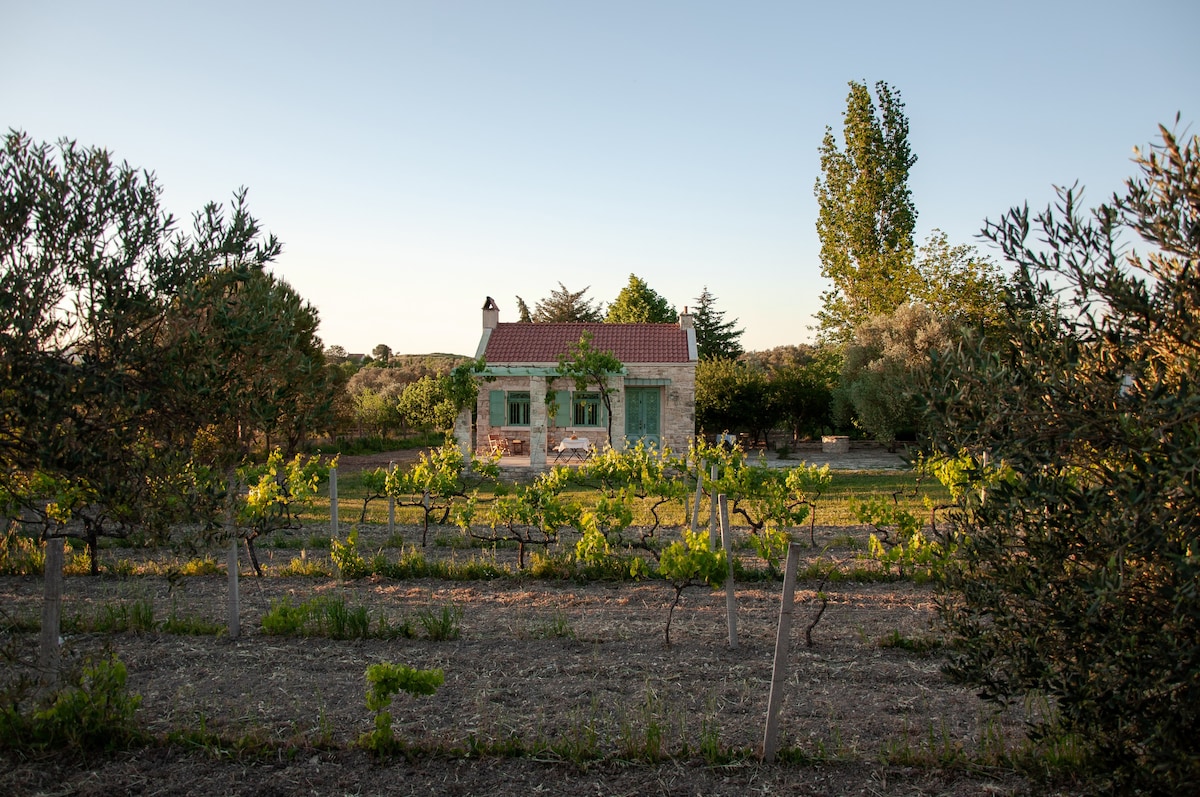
top-left (0, 453), bottom-right (1085, 796)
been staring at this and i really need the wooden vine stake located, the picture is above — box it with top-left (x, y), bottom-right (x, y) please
top-left (708, 463), bottom-right (719, 548)
top-left (39, 535), bottom-right (65, 685)
top-left (690, 459), bottom-right (704, 532)
top-left (762, 542), bottom-right (803, 762)
top-left (329, 466), bottom-right (339, 537)
top-left (718, 494), bottom-right (737, 649)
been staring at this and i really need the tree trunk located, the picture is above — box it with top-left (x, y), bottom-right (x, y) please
top-left (245, 536), bottom-right (263, 577)
top-left (87, 536), bottom-right (98, 575)
top-left (665, 585), bottom-right (685, 647)
top-left (422, 491), bottom-right (430, 546)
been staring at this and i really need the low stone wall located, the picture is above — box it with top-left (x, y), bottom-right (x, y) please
top-left (821, 435), bottom-right (850, 454)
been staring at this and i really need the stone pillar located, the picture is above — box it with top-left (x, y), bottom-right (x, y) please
top-left (529, 375), bottom-right (548, 467)
top-left (475, 381), bottom-right (492, 452)
top-left (608, 376), bottom-right (626, 451)
top-left (453, 407), bottom-right (472, 460)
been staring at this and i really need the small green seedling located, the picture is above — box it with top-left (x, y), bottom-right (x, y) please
top-left (361, 662), bottom-right (444, 753)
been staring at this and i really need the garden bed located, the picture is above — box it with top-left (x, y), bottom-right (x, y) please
top-left (0, 521), bottom-right (1081, 796)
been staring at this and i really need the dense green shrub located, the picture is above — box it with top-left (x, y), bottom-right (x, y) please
top-left (924, 124), bottom-right (1200, 793)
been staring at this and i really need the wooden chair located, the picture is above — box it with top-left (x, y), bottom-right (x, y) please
top-left (487, 433), bottom-right (510, 456)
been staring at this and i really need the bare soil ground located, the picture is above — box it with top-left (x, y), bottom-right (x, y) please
top-left (334, 448), bottom-right (427, 474)
top-left (0, 451), bottom-right (1082, 796)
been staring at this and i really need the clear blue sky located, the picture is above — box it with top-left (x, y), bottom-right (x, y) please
top-left (3, 1), bottom-right (1196, 356)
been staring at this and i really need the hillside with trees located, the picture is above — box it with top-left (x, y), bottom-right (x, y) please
top-left (324, 351), bottom-right (473, 444)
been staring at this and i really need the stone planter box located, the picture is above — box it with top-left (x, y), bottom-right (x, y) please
top-left (821, 435), bottom-right (850, 454)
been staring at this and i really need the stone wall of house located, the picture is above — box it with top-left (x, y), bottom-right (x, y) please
top-left (474, 362), bottom-right (696, 464)
top-left (630, 362), bottom-right (696, 456)
top-left (475, 375), bottom-right (528, 452)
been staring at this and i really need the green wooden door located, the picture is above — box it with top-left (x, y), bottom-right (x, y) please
top-left (624, 387), bottom-right (661, 447)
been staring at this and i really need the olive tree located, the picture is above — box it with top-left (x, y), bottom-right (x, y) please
top-left (164, 265), bottom-right (337, 457)
top-left (695, 358), bottom-right (777, 443)
top-left (1, 132), bottom-right (284, 552)
top-left (1, 131), bottom-right (289, 666)
top-left (913, 230), bottom-right (1009, 334)
top-left (923, 122), bottom-right (1199, 793)
top-left (396, 375), bottom-right (457, 434)
top-left (835, 303), bottom-right (948, 449)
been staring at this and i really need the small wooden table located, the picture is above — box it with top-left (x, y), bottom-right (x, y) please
top-left (509, 439), bottom-right (525, 455)
top-left (553, 437), bottom-right (591, 463)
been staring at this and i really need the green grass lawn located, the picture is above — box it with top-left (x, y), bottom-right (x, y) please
top-left (298, 464), bottom-right (948, 531)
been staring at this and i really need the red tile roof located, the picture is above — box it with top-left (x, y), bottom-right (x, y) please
top-left (483, 323), bottom-right (692, 364)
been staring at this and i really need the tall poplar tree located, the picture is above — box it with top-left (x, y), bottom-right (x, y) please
top-left (814, 80), bottom-right (918, 342)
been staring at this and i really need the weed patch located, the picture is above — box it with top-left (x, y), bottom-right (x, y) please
top-left (0, 654), bottom-right (144, 751)
top-left (261, 596), bottom-right (414, 640)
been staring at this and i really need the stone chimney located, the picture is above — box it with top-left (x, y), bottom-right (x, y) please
top-left (679, 307), bottom-right (698, 360)
top-left (482, 296), bottom-right (499, 329)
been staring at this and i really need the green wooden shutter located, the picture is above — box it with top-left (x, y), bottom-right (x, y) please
top-left (489, 390), bottom-right (505, 425)
top-left (553, 390), bottom-right (571, 427)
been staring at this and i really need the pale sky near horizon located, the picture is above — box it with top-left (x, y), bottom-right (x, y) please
top-left (3, 1), bottom-right (1196, 356)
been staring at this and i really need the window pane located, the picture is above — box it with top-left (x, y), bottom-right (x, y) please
top-left (573, 392), bottom-right (600, 426)
top-left (507, 392), bottom-right (530, 426)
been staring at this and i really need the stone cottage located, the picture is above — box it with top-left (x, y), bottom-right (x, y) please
top-left (464, 298), bottom-right (697, 467)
